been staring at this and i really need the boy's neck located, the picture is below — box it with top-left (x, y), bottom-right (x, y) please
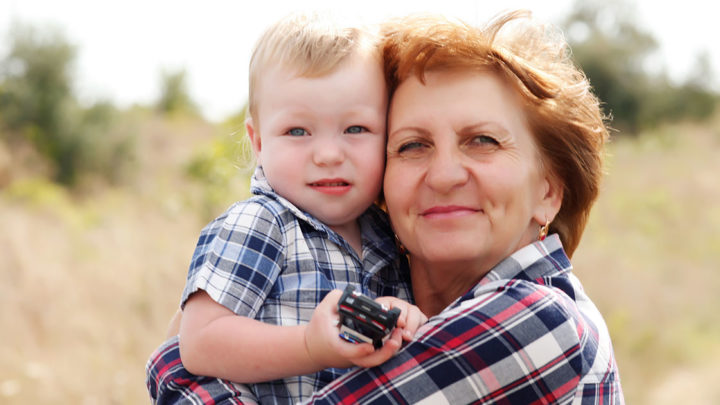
top-left (329, 221), bottom-right (363, 259)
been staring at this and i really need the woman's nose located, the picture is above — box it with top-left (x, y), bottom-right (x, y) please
top-left (424, 147), bottom-right (469, 192)
top-left (312, 140), bottom-right (344, 166)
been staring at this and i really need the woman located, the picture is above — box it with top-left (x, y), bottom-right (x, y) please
top-left (303, 11), bottom-right (623, 404)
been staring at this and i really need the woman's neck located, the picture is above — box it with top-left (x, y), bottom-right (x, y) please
top-left (409, 257), bottom-right (490, 317)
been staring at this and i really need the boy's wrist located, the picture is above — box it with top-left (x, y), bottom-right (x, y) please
top-left (302, 324), bottom-right (325, 369)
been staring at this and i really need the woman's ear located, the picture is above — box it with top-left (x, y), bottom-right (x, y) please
top-left (534, 173), bottom-right (563, 225)
top-left (245, 117), bottom-right (262, 166)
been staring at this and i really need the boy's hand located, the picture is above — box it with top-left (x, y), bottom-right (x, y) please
top-left (304, 290), bottom-right (404, 369)
top-left (375, 296), bottom-right (428, 342)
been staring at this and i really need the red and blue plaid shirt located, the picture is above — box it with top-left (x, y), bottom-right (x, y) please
top-left (303, 234), bottom-right (623, 404)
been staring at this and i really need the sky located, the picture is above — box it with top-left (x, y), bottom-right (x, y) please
top-left (1, 0), bottom-right (718, 121)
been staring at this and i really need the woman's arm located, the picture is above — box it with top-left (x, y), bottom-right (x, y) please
top-left (146, 334), bottom-right (260, 405)
top-left (303, 283), bottom-right (599, 404)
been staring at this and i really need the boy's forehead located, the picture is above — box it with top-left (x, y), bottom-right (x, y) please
top-left (251, 58), bottom-right (387, 132)
top-left (254, 52), bottom-right (384, 106)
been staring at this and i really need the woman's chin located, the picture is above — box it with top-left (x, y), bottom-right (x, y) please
top-left (412, 242), bottom-right (492, 267)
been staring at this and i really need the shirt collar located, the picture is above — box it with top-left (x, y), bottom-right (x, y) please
top-left (250, 166), bottom-right (321, 228)
top-left (249, 166), bottom-right (398, 263)
top-left (479, 234), bottom-right (571, 286)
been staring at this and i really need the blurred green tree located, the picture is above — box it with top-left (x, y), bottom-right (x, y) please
top-left (185, 108), bottom-right (251, 219)
top-left (563, 0), bottom-right (658, 132)
top-left (0, 23), bottom-right (135, 186)
top-left (156, 69), bottom-right (198, 116)
top-left (0, 24), bottom-right (75, 148)
top-left (563, 0), bottom-right (718, 133)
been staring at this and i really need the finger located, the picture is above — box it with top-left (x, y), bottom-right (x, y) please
top-left (324, 289), bottom-right (343, 305)
top-left (323, 290), bottom-right (346, 318)
top-left (392, 302), bottom-right (408, 328)
top-left (350, 329), bottom-right (403, 368)
top-left (335, 339), bottom-right (375, 359)
top-left (404, 311), bottom-right (425, 337)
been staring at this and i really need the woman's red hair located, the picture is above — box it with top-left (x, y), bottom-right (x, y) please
top-left (382, 11), bottom-right (610, 256)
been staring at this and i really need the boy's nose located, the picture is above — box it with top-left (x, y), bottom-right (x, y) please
top-left (312, 141), bottom-right (344, 166)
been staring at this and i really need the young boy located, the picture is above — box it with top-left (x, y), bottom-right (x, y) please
top-left (145, 12), bottom-right (424, 405)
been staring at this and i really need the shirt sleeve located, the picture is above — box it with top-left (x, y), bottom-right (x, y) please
top-left (181, 200), bottom-right (286, 318)
top-left (303, 281), bottom-right (589, 404)
top-left (146, 335), bottom-right (260, 405)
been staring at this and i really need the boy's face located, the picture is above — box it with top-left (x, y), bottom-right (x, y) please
top-left (248, 52), bottom-right (387, 237)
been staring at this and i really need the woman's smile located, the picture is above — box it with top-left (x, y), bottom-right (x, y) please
top-left (420, 205), bottom-right (480, 219)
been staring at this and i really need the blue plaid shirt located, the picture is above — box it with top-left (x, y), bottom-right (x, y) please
top-left (303, 234), bottom-right (624, 404)
top-left (146, 167), bottom-right (412, 405)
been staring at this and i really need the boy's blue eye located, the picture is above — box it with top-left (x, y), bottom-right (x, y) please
top-left (345, 125), bottom-right (368, 134)
top-left (287, 128), bottom-right (308, 136)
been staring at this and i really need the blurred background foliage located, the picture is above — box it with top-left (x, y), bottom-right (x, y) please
top-left (1, 0), bottom-right (718, 188)
top-left (562, 0), bottom-right (719, 132)
top-left (0, 0), bottom-right (718, 403)
top-left (0, 24), bottom-right (137, 187)
top-left (156, 68), bottom-right (199, 118)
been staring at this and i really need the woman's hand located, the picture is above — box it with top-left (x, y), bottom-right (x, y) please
top-left (304, 290), bottom-right (405, 369)
top-left (375, 296), bottom-right (429, 342)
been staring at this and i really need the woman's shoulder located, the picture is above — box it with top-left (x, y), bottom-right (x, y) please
top-left (428, 279), bottom-right (589, 350)
top-left (403, 278), bottom-right (620, 404)
top-left (431, 277), bottom-right (614, 375)
top-left (466, 278), bottom-right (587, 331)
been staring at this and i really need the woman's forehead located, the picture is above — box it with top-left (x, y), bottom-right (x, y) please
top-left (389, 70), bottom-right (527, 129)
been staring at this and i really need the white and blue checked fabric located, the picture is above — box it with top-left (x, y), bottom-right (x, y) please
top-left (148, 167), bottom-right (411, 405)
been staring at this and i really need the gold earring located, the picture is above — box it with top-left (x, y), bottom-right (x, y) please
top-left (394, 233), bottom-right (408, 255)
top-left (538, 218), bottom-right (550, 241)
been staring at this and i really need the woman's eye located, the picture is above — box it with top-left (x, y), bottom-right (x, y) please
top-left (469, 135), bottom-right (499, 147)
top-left (286, 128), bottom-right (308, 136)
top-left (345, 125), bottom-right (368, 134)
top-left (397, 141), bottom-right (427, 154)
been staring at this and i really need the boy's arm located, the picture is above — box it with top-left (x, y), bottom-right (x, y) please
top-left (179, 290), bottom-right (386, 383)
top-left (179, 290), bottom-right (319, 382)
top-left (180, 289), bottom-right (412, 383)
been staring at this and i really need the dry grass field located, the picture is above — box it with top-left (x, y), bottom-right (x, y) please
top-left (0, 113), bottom-right (718, 404)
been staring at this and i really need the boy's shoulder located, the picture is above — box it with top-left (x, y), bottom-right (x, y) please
top-left (221, 194), bottom-right (300, 228)
top-left (196, 194), bottom-right (300, 241)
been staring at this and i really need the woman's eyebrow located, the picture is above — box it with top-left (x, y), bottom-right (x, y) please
top-left (459, 121), bottom-right (511, 136)
top-left (388, 125), bottom-right (431, 138)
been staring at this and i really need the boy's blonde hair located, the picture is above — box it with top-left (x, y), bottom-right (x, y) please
top-left (248, 12), bottom-right (380, 120)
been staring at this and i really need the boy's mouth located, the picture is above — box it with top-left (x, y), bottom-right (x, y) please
top-left (309, 179), bottom-right (351, 195)
top-left (310, 179), bottom-right (350, 187)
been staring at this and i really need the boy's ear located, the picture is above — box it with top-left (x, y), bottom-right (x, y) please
top-left (245, 117), bottom-right (262, 166)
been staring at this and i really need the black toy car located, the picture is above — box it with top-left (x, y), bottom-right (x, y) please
top-left (337, 285), bottom-right (401, 349)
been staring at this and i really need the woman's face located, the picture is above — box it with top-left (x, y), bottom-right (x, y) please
top-left (384, 70), bottom-right (560, 271)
